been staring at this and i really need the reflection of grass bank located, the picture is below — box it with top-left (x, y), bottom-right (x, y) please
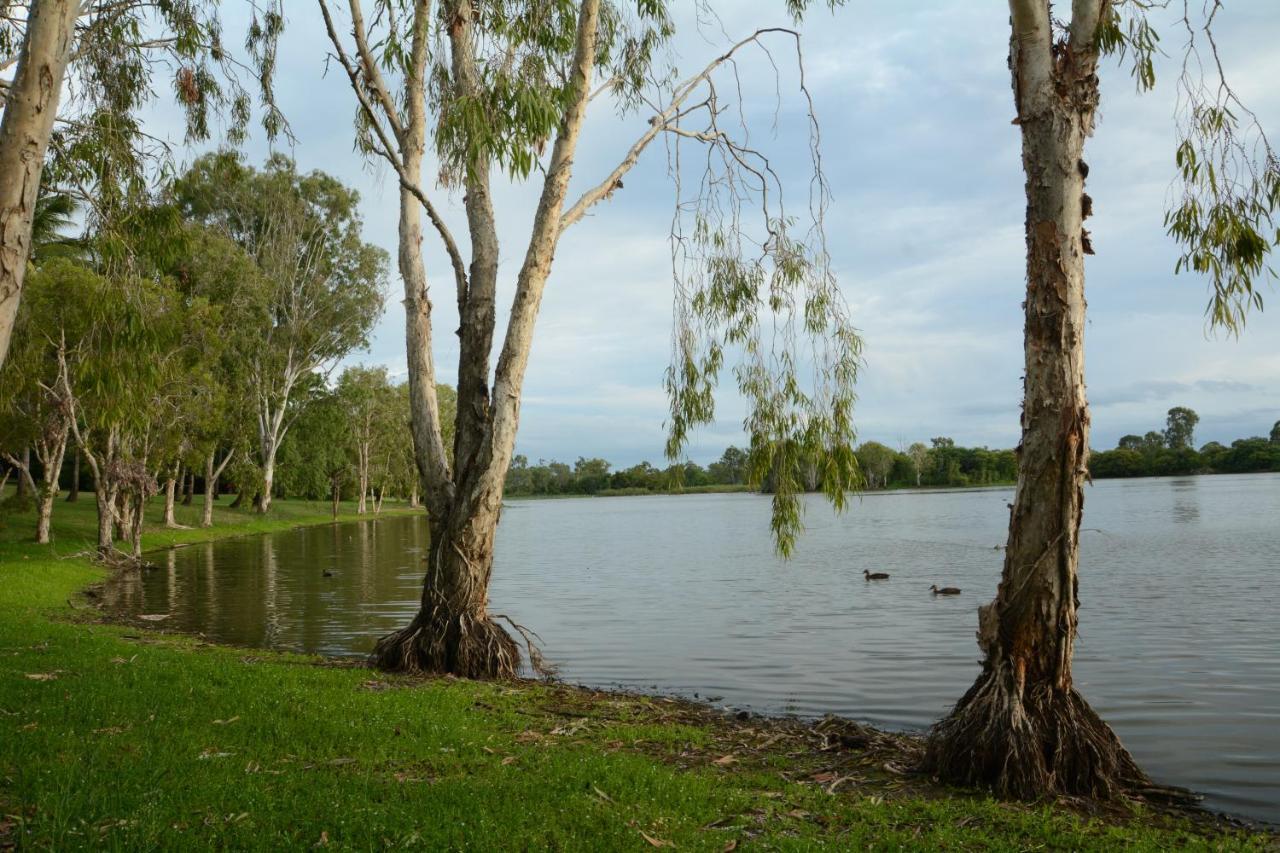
top-left (1, 503), bottom-right (1270, 849)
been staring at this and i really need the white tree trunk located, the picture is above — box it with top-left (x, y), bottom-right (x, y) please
top-left (259, 440), bottom-right (277, 514)
top-left (34, 425), bottom-right (69, 544)
top-left (0, 0), bottom-right (79, 369)
top-left (357, 441), bottom-right (369, 514)
top-left (162, 475), bottom-right (178, 527)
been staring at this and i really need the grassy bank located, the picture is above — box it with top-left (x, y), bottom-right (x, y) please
top-left (0, 499), bottom-right (1271, 849)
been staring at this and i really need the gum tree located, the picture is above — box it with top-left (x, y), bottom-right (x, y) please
top-left (320, 0), bottom-right (859, 677)
top-left (0, 265), bottom-right (75, 542)
top-left (924, 1), bottom-right (1278, 799)
top-left (173, 154), bottom-right (388, 513)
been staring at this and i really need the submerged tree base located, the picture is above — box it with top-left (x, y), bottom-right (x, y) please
top-left (924, 665), bottom-right (1157, 801)
top-left (371, 609), bottom-right (520, 679)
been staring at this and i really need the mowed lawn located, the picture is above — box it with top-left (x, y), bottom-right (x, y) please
top-left (0, 492), bottom-right (1271, 850)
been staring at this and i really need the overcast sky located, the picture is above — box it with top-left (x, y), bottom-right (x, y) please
top-left (183, 1), bottom-right (1279, 466)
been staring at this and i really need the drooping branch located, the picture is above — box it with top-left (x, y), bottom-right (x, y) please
top-left (1165, 0), bottom-right (1279, 334)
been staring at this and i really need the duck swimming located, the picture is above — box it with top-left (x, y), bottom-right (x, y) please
top-left (930, 584), bottom-right (961, 595)
top-left (863, 570), bottom-right (890, 580)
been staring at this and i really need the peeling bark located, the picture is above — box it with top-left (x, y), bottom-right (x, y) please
top-left (925, 0), bottom-right (1152, 800)
top-left (364, 0), bottom-right (601, 679)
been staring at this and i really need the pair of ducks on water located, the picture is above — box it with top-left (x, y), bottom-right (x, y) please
top-left (863, 569), bottom-right (961, 595)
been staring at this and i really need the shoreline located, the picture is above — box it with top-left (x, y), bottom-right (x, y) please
top-left (1, 499), bottom-right (1274, 848)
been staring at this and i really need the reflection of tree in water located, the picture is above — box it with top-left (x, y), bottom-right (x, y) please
top-left (358, 519), bottom-right (373, 599)
top-left (1170, 478), bottom-right (1201, 525)
top-left (166, 547), bottom-right (178, 614)
top-left (262, 535), bottom-right (280, 647)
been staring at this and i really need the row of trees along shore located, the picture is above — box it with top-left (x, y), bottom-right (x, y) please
top-left (0, 154), bottom-right (390, 559)
top-left (0, 0), bottom-right (1277, 809)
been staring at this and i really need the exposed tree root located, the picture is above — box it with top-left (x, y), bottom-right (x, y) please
top-left (91, 547), bottom-right (158, 572)
top-left (370, 608), bottom-right (520, 679)
top-left (923, 664), bottom-right (1186, 802)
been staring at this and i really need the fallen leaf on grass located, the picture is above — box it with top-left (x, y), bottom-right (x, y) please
top-left (328, 757), bottom-right (356, 766)
top-left (24, 672), bottom-right (57, 681)
top-left (808, 771), bottom-right (840, 784)
top-left (640, 831), bottom-right (675, 848)
top-left (785, 809), bottom-right (810, 819)
top-left (93, 726), bottom-right (127, 736)
top-left (315, 830), bottom-right (329, 847)
top-left (138, 614), bottom-right (170, 622)
top-left (212, 716), bottom-right (240, 726)
top-left (500, 756), bottom-right (517, 766)
top-left (591, 786), bottom-right (613, 803)
top-left (550, 719), bottom-right (588, 736)
top-left (198, 748), bottom-right (233, 760)
top-left (712, 755), bottom-right (737, 766)
top-left (723, 841), bottom-right (738, 852)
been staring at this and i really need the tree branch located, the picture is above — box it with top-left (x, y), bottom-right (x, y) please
top-left (560, 28), bottom-right (801, 235)
top-left (347, 0), bottom-right (405, 142)
top-left (317, 0), bottom-right (469, 305)
top-left (1008, 0), bottom-right (1054, 118)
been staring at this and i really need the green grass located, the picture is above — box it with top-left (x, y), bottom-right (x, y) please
top-left (0, 494), bottom-right (1272, 850)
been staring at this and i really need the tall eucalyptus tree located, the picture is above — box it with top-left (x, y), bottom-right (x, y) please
top-left (173, 154), bottom-right (388, 513)
top-left (924, 1), bottom-right (1278, 799)
top-left (321, 0), bottom-right (859, 677)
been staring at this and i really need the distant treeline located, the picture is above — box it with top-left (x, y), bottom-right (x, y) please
top-left (503, 438), bottom-right (1019, 497)
top-left (1090, 409), bottom-right (1280, 478)
top-left (504, 449), bottom-right (753, 497)
top-left (505, 409), bottom-right (1280, 497)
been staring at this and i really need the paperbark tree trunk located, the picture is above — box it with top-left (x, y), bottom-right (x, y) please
top-left (94, 484), bottom-right (117, 554)
top-left (0, 0), bottom-right (79, 371)
top-left (925, 0), bottom-right (1149, 799)
top-left (357, 440), bottom-right (369, 514)
top-left (128, 492), bottom-right (145, 560)
top-left (201, 450), bottom-right (233, 528)
top-left (33, 425), bottom-right (69, 544)
top-left (258, 441), bottom-right (277, 514)
top-left (182, 470), bottom-right (194, 505)
top-left (370, 0), bottom-right (601, 679)
top-left (162, 474), bottom-right (178, 527)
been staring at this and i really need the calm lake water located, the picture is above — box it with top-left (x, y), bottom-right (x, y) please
top-left (112, 473), bottom-right (1280, 823)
